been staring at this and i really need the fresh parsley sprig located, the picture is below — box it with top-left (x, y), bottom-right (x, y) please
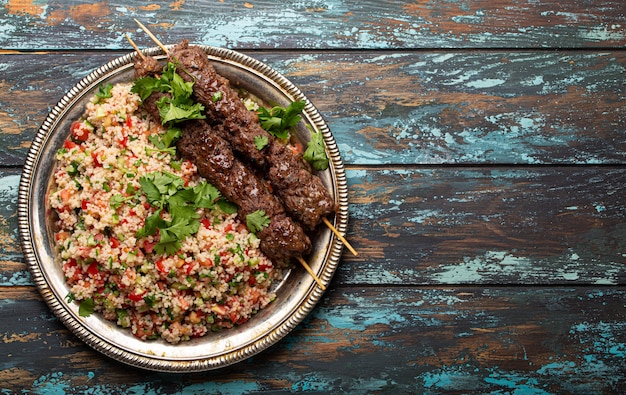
top-left (246, 210), bottom-right (271, 233)
top-left (257, 101), bottom-right (329, 170)
top-left (132, 62), bottom-right (206, 125)
top-left (303, 130), bottom-right (330, 171)
top-left (257, 100), bottom-right (306, 140)
top-left (94, 83), bottom-right (113, 104)
top-left (136, 171), bottom-right (222, 255)
top-left (146, 126), bottom-right (182, 156)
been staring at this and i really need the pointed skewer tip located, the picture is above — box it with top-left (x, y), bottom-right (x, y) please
top-left (297, 257), bottom-right (326, 291)
top-left (125, 34), bottom-right (146, 60)
top-left (134, 18), bottom-right (169, 55)
top-left (323, 217), bottom-right (358, 256)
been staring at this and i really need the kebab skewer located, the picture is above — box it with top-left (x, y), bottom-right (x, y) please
top-left (129, 45), bottom-right (327, 290)
top-left (132, 21), bottom-right (356, 255)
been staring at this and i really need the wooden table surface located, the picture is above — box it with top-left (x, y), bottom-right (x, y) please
top-left (1, 1), bottom-right (625, 393)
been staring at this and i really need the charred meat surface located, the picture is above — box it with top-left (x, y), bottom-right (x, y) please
top-left (133, 55), bottom-right (312, 261)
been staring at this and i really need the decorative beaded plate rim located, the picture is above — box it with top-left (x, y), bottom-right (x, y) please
top-left (17, 45), bottom-right (348, 373)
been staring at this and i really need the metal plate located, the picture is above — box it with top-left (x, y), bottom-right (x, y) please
top-left (17, 45), bottom-right (348, 372)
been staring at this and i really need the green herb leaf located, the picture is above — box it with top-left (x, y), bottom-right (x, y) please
top-left (94, 83), bottom-right (113, 104)
top-left (78, 298), bottom-right (95, 317)
top-left (136, 209), bottom-right (166, 238)
top-left (193, 181), bottom-right (222, 209)
top-left (138, 177), bottom-right (162, 205)
top-left (132, 62), bottom-right (205, 125)
top-left (217, 199), bottom-right (238, 214)
top-left (110, 194), bottom-right (131, 210)
top-left (303, 130), bottom-right (329, 171)
top-left (65, 292), bottom-right (75, 303)
top-left (143, 294), bottom-right (156, 308)
top-left (137, 171), bottom-right (226, 255)
top-left (132, 76), bottom-right (162, 101)
top-left (257, 100), bottom-right (306, 139)
top-left (211, 91), bottom-right (223, 102)
top-left (246, 210), bottom-right (271, 233)
top-left (156, 95), bottom-right (206, 125)
top-left (254, 135), bottom-right (269, 150)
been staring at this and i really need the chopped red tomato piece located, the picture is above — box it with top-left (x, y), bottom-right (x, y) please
top-left (90, 151), bottom-right (102, 167)
top-left (64, 140), bottom-right (78, 150)
top-left (70, 121), bottom-right (89, 142)
top-left (155, 258), bottom-right (167, 275)
top-left (128, 290), bottom-right (146, 302)
top-left (86, 262), bottom-right (99, 276)
top-left (110, 236), bottom-right (120, 249)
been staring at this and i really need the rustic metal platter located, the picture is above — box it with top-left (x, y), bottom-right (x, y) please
top-left (17, 45), bottom-right (348, 372)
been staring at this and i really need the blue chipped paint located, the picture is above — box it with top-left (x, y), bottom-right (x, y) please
top-left (28, 371), bottom-right (262, 395)
top-left (571, 321), bottom-right (626, 358)
top-left (432, 251), bottom-right (533, 284)
top-left (0, 174), bottom-right (20, 204)
top-left (0, 270), bottom-right (33, 286)
top-left (31, 372), bottom-right (71, 395)
top-left (466, 78), bottom-right (506, 88)
top-left (483, 376), bottom-right (552, 395)
top-left (317, 303), bottom-right (407, 331)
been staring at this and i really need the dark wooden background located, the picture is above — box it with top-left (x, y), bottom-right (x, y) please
top-left (1, 1), bottom-right (625, 393)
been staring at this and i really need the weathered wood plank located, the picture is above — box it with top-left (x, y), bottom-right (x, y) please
top-left (0, 0), bottom-right (624, 50)
top-left (4, 167), bottom-right (625, 287)
top-left (343, 166), bottom-right (626, 286)
top-left (1, 286), bottom-right (624, 394)
top-left (1, 51), bottom-right (624, 167)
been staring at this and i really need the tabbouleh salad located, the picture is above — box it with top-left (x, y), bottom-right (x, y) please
top-left (49, 82), bottom-right (281, 343)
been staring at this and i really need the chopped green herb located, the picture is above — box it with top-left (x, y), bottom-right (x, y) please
top-left (132, 62), bottom-right (205, 125)
top-left (137, 171), bottom-right (222, 255)
top-left (217, 199), bottom-right (238, 214)
top-left (254, 135), bottom-right (269, 150)
top-left (143, 294), bottom-right (156, 308)
top-left (78, 298), bottom-right (95, 317)
top-left (94, 83), bottom-right (113, 104)
top-left (257, 100), bottom-right (306, 140)
top-left (303, 130), bottom-right (329, 171)
top-left (246, 210), bottom-right (271, 233)
top-left (211, 91), bottom-right (223, 102)
top-left (65, 292), bottom-right (76, 303)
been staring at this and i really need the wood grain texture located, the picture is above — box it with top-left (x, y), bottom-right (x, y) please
top-left (2, 0), bottom-right (625, 392)
top-left (1, 286), bottom-right (624, 394)
top-left (343, 166), bottom-right (626, 286)
top-left (3, 167), bottom-right (625, 287)
top-left (0, 51), bottom-right (624, 167)
top-left (0, 0), bottom-right (624, 50)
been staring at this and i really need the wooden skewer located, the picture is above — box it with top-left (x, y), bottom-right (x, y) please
top-left (297, 257), bottom-right (326, 291)
top-left (323, 217), bottom-right (358, 256)
top-left (125, 34), bottom-right (145, 60)
top-left (134, 18), bottom-right (170, 54)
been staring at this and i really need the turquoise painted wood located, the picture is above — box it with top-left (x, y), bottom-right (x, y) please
top-left (1, 0), bottom-right (625, 393)
top-left (0, 51), bottom-right (624, 167)
top-left (1, 287), bottom-right (625, 393)
top-left (0, 0), bottom-right (624, 50)
top-left (2, 167), bottom-right (626, 287)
